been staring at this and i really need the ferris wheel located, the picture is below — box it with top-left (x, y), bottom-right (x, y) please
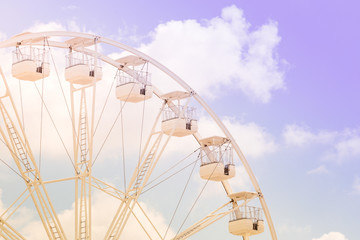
top-left (0, 31), bottom-right (277, 240)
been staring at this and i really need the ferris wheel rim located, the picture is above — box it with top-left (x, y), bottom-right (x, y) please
top-left (0, 30), bottom-right (277, 240)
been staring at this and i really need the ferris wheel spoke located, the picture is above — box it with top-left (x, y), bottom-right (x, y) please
top-left (105, 102), bottom-right (179, 239)
top-left (172, 200), bottom-right (249, 240)
top-left (88, 176), bottom-right (126, 201)
top-left (135, 201), bottom-right (163, 239)
top-left (104, 200), bottom-right (162, 240)
top-left (0, 69), bottom-right (67, 239)
top-left (0, 217), bottom-right (26, 240)
top-left (32, 78), bottom-right (75, 170)
top-left (129, 209), bottom-right (154, 240)
top-left (70, 84), bottom-right (97, 240)
top-left (1, 188), bottom-right (33, 223)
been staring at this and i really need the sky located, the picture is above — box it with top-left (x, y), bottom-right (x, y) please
top-left (0, 1), bottom-right (359, 240)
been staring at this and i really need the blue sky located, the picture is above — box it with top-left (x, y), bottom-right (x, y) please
top-left (0, 1), bottom-right (359, 240)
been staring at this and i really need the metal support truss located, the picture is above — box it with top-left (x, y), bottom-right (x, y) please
top-left (172, 199), bottom-right (250, 240)
top-left (70, 38), bottom-right (99, 240)
top-left (0, 217), bottom-right (26, 240)
top-left (0, 68), bottom-right (67, 239)
top-left (104, 103), bottom-right (170, 240)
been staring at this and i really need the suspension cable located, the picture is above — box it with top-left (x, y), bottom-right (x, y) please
top-left (38, 79), bottom-right (44, 172)
top-left (93, 69), bottom-right (117, 135)
top-left (143, 143), bottom-right (223, 191)
top-left (0, 156), bottom-right (25, 180)
top-left (141, 148), bottom-right (200, 193)
top-left (32, 83), bottom-right (76, 171)
top-left (46, 39), bottom-right (82, 164)
top-left (174, 142), bottom-right (231, 237)
top-left (84, 69), bottom-right (117, 167)
top-left (120, 101), bottom-right (126, 190)
top-left (38, 40), bottom-right (46, 172)
top-left (92, 71), bottom-right (138, 167)
top-left (135, 62), bottom-right (148, 194)
top-left (46, 38), bottom-right (73, 126)
top-left (141, 156), bottom-right (198, 195)
top-left (18, 80), bottom-right (25, 130)
top-left (163, 153), bottom-right (198, 239)
top-left (0, 136), bottom-right (27, 181)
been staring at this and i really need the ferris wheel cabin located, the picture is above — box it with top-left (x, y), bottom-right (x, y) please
top-left (115, 55), bottom-right (153, 103)
top-left (12, 46), bottom-right (50, 81)
top-left (228, 192), bottom-right (264, 238)
top-left (65, 51), bottom-right (102, 85)
top-left (161, 91), bottom-right (198, 137)
top-left (199, 136), bottom-right (235, 181)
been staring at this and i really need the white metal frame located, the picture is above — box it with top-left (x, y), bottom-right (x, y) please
top-left (0, 31), bottom-right (277, 240)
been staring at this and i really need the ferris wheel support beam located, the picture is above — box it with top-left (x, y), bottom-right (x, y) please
top-left (0, 67), bottom-right (67, 240)
top-left (172, 201), bottom-right (231, 240)
top-left (88, 176), bottom-right (127, 201)
top-left (172, 199), bottom-right (251, 240)
top-left (70, 58), bottom-right (98, 240)
top-left (70, 37), bottom-right (100, 240)
top-left (72, 87), bottom-right (92, 240)
top-left (0, 217), bottom-right (26, 240)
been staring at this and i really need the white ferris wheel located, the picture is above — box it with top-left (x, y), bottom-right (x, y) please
top-left (0, 31), bottom-right (277, 240)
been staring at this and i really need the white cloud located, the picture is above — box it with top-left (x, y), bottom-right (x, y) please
top-left (0, 13), bottom-right (282, 166)
top-left (139, 5), bottom-right (285, 102)
top-left (312, 232), bottom-right (348, 240)
top-left (116, 22), bottom-right (144, 46)
top-left (57, 191), bottom-right (175, 240)
top-left (228, 165), bottom-right (253, 191)
top-left (352, 175), bottom-right (360, 195)
top-left (325, 134), bottom-right (360, 163)
top-left (199, 116), bottom-right (277, 159)
top-left (0, 188), bottom-right (174, 240)
top-left (283, 124), bottom-right (336, 146)
top-left (283, 124), bottom-right (360, 163)
top-left (307, 165), bottom-right (329, 175)
top-left (62, 5), bottom-right (78, 11)
top-left (25, 21), bottom-right (67, 33)
top-left (23, 20), bottom-right (86, 36)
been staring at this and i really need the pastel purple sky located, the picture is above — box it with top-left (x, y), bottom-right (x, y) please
top-left (0, 1), bottom-right (359, 240)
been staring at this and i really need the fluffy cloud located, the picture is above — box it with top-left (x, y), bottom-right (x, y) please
top-left (325, 134), bottom-right (360, 163)
top-left (0, 188), bottom-right (174, 240)
top-left (62, 5), bottom-right (78, 11)
top-left (139, 5), bottom-right (285, 102)
top-left (0, 11), bottom-right (283, 163)
top-left (283, 124), bottom-right (360, 163)
top-left (283, 124), bottom-right (336, 146)
top-left (25, 21), bottom-right (67, 33)
top-left (307, 165), bottom-right (329, 175)
top-left (199, 116), bottom-right (277, 159)
top-left (312, 232), bottom-right (348, 240)
top-left (352, 175), bottom-right (360, 195)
